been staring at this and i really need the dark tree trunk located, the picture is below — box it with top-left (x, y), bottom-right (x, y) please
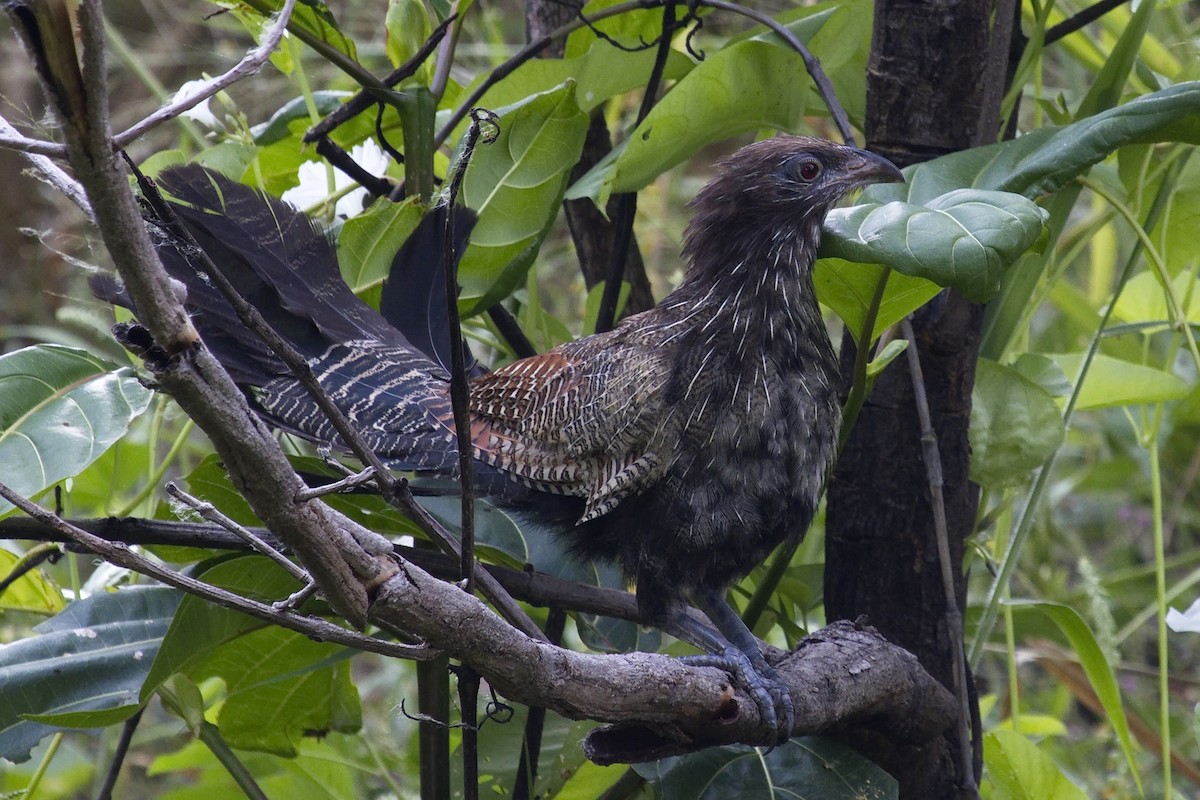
top-left (826, 1), bottom-right (1022, 798)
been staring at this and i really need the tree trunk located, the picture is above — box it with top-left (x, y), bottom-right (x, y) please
top-left (825, 1), bottom-right (1022, 797)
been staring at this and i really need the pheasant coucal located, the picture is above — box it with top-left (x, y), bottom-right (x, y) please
top-left (95, 136), bottom-right (903, 739)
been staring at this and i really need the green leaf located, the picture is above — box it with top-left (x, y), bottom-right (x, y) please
top-left (337, 196), bottom-right (426, 295)
top-left (853, 83), bottom-right (1200, 209)
top-left (866, 339), bottom-right (909, 379)
top-left (1049, 353), bottom-right (1190, 409)
top-left (821, 189), bottom-right (1049, 301)
top-left (142, 557), bottom-right (306, 697)
top-left (225, 0), bottom-right (358, 64)
top-left (1110, 270), bottom-right (1200, 326)
top-left (0, 586), bottom-right (179, 762)
top-left (201, 626), bottom-right (360, 756)
top-left (385, 0), bottom-right (432, 72)
top-left (456, 39), bottom-right (693, 122)
top-left (0, 344), bottom-right (153, 517)
top-left (568, 0), bottom-right (870, 204)
top-left (456, 82), bottom-right (590, 313)
top-left (983, 729), bottom-right (1088, 800)
top-left (1004, 600), bottom-right (1140, 788)
top-left (0, 547), bottom-right (65, 614)
top-left (970, 359), bottom-right (1065, 488)
top-left (1011, 353), bottom-right (1072, 398)
top-left (1074, 0), bottom-right (1156, 120)
top-left (641, 737), bottom-right (897, 800)
top-left (988, 82), bottom-right (1200, 199)
top-left (252, 91), bottom-right (351, 146)
top-left (144, 557), bottom-right (360, 756)
top-left (813, 259), bottom-right (941, 343)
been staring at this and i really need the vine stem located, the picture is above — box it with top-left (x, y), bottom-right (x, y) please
top-left (900, 316), bottom-right (977, 793)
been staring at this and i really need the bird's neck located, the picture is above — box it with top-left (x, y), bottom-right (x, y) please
top-left (663, 215), bottom-right (829, 356)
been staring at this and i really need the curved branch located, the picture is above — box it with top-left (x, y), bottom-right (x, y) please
top-left (0, 484), bottom-right (433, 661)
top-left (112, 0), bottom-right (297, 148)
top-left (373, 562), bottom-right (956, 755)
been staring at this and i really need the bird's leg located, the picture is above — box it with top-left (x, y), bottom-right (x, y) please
top-left (668, 588), bottom-right (794, 743)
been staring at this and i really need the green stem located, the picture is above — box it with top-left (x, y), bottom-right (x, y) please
top-left (838, 270), bottom-right (891, 451)
top-left (23, 732), bottom-right (64, 799)
top-left (115, 419), bottom-right (195, 517)
top-left (197, 721), bottom-right (269, 800)
top-left (1150, 437), bottom-right (1171, 799)
top-left (1078, 169), bottom-right (1200, 371)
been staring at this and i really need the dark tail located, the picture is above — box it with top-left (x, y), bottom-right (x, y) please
top-left (92, 164), bottom-right (479, 475)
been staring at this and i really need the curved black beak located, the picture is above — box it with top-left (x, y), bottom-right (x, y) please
top-left (844, 147), bottom-right (905, 187)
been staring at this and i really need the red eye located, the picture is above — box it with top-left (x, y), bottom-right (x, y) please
top-left (798, 160), bottom-right (821, 181)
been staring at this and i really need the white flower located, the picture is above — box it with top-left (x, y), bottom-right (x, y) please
top-left (172, 79), bottom-right (219, 128)
top-left (281, 139), bottom-right (389, 219)
top-left (1166, 597), bottom-right (1200, 633)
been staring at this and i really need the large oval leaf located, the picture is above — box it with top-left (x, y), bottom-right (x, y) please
top-left (970, 359), bottom-right (1064, 488)
top-left (821, 189), bottom-right (1049, 301)
top-left (640, 737), bottom-right (897, 800)
top-left (858, 81), bottom-right (1200, 207)
top-left (568, 0), bottom-right (871, 205)
top-left (1049, 353), bottom-right (1190, 409)
top-left (0, 344), bottom-right (153, 516)
top-left (0, 586), bottom-right (179, 762)
top-left (457, 81), bottom-right (589, 313)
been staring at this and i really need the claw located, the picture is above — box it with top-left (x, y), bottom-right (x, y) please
top-left (680, 647), bottom-right (792, 741)
top-left (668, 589), bottom-right (796, 743)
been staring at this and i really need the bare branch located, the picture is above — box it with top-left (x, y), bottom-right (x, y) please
top-left (0, 482), bottom-right (434, 661)
top-left (165, 481), bottom-right (309, 583)
top-left (112, 0), bottom-right (297, 148)
top-left (0, 113), bottom-right (89, 216)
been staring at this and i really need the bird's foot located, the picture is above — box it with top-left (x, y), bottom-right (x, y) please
top-left (680, 647), bottom-right (794, 744)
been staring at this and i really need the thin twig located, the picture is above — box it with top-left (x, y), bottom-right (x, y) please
top-left (0, 515), bottom-right (677, 624)
top-left (0, 543), bottom-right (62, 599)
top-left (697, 0), bottom-right (855, 144)
top-left (165, 482), bottom-right (309, 583)
top-left (96, 708), bottom-right (143, 800)
top-left (0, 114), bottom-right (91, 216)
top-left (0, 481), bottom-right (435, 660)
top-left (113, 0), bottom-right (297, 148)
top-left (1045, 0), bottom-right (1130, 45)
top-left (303, 13), bottom-right (458, 143)
top-left (443, 109), bottom-right (499, 592)
top-left (899, 316), bottom-right (976, 794)
top-left (435, 0), bottom-right (663, 148)
top-left (294, 466), bottom-right (378, 500)
top-left (595, 0), bottom-right (677, 334)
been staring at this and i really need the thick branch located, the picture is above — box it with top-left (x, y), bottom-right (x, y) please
top-left (0, 513), bottom-right (955, 757)
top-left (374, 565), bottom-right (956, 756)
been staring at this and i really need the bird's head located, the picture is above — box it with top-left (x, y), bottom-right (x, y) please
top-left (682, 136), bottom-right (903, 272)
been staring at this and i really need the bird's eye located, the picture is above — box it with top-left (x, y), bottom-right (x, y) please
top-left (796, 159), bottom-right (822, 182)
